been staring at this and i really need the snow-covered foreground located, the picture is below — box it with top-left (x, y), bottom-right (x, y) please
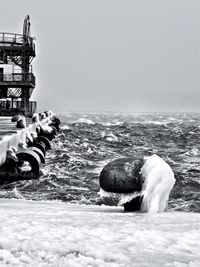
top-left (0, 200), bottom-right (200, 267)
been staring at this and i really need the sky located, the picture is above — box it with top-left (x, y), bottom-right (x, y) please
top-left (0, 0), bottom-right (199, 113)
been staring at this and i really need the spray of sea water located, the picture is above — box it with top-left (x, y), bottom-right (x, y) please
top-left (0, 113), bottom-right (200, 266)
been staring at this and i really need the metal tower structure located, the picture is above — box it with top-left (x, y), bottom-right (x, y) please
top-left (0, 15), bottom-right (36, 116)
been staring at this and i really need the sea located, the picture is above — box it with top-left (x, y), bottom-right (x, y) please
top-left (0, 112), bottom-right (200, 212)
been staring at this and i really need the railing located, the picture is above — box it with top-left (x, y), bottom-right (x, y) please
top-left (29, 101), bottom-right (37, 114)
top-left (0, 73), bottom-right (35, 85)
top-left (0, 32), bottom-right (35, 48)
top-left (0, 100), bottom-right (37, 114)
top-left (0, 100), bottom-right (21, 110)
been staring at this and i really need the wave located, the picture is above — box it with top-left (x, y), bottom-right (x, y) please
top-left (0, 113), bottom-right (200, 212)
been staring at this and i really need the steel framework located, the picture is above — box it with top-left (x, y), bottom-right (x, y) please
top-left (0, 16), bottom-right (36, 116)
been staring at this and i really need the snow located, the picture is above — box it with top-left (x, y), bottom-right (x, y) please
top-left (0, 199), bottom-right (200, 267)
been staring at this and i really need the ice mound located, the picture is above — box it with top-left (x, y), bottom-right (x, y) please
top-left (140, 154), bottom-right (175, 213)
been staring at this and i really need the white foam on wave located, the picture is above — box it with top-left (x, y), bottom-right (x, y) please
top-left (140, 154), bottom-right (175, 213)
top-left (75, 118), bottom-right (95, 125)
top-left (100, 120), bottom-right (124, 127)
top-left (101, 131), bottom-right (118, 142)
top-left (61, 125), bottom-right (70, 130)
top-left (184, 148), bottom-right (200, 156)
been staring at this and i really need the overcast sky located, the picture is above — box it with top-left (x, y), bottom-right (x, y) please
top-left (1, 0), bottom-right (199, 113)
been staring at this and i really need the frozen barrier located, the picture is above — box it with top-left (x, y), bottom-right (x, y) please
top-left (99, 154), bottom-right (175, 213)
top-left (0, 112), bottom-right (60, 182)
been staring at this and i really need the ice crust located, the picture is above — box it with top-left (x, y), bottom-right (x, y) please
top-left (140, 154), bottom-right (176, 213)
top-left (0, 199), bottom-right (199, 267)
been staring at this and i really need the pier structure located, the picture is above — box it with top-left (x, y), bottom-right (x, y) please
top-left (0, 116), bottom-right (48, 167)
top-left (0, 113), bottom-right (58, 182)
top-left (0, 15), bottom-right (36, 117)
top-left (0, 17), bottom-right (61, 182)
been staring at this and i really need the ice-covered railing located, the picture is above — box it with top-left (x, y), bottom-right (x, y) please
top-left (0, 32), bottom-right (34, 46)
top-left (0, 101), bottom-right (37, 115)
top-left (0, 73), bottom-right (35, 84)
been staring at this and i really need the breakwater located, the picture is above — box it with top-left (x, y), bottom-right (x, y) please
top-left (0, 112), bottom-right (60, 184)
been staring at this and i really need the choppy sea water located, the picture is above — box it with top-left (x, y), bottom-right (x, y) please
top-left (0, 113), bottom-right (200, 212)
